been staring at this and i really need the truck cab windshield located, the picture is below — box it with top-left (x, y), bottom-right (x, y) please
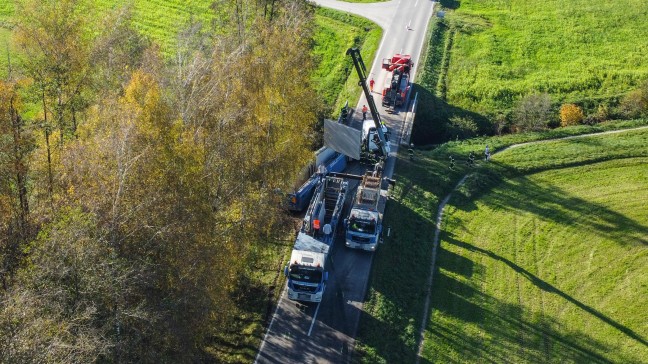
top-left (289, 266), bottom-right (323, 283)
top-left (349, 219), bottom-right (376, 234)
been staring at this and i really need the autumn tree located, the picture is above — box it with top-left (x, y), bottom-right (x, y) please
top-left (55, 68), bottom-right (230, 360)
top-left (0, 80), bottom-right (33, 286)
top-left (166, 0), bottom-right (322, 357)
top-left (559, 103), bottom-right (584, 127)
top-left (11, 0), bottom-right (95, 209)
top-left (91, 5), bottom-right (150, 93)
top-left (513, 92), bottom-right (553, 132)
top-left (3, 0), bottom-right (326, 360)
top-left (0, 209), bottom-right (151, 363)
top-left (619, 80), bottom-right (648, 118)
top-left (173, 0), bottom-right (319, 235)
top-left (13, 0), bottom-right (94, 140)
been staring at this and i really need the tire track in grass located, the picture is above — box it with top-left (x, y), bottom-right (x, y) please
top-left (414, 125), bottom-right (648, 364)
top-left (513, 215), bottom-right (526, 362)
top-left (475, 232), bottom-right (487, 359)
top-left (414, 174), bottom-right (468, 364)
top-left (532, 218), bottom-right (552, 361)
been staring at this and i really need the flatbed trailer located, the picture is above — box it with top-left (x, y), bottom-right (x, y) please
top-left (285, 176), bottom-right (348, 302)
top-left (344, 171), bottom-right (389, 251)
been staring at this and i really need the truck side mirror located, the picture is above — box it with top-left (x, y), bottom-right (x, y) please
top-left (284, 266), bottom-right (289, 277)
top-left (324, 272), bottom-right (329, 282)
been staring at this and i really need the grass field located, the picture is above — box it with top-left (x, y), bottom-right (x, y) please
top-left (445, 0), bottom-right (648, 112)
top-left (423, 142), bottom-right (648, 363)
top-left (412, 0), bottom-right (648, 144)
top-left (355, 120), bottom-right (648, 363)
top-left (312, 7), bottom-right (382, 113)
top-left (0, 0), bottom-right (213, 55)
top-left (0, 2), bottom-right (380, 113)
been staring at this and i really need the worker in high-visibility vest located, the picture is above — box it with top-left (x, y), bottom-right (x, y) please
top-left (362, 105), bottom-right (368, 120)
top-left (369, 78), bottom-right (375, 92)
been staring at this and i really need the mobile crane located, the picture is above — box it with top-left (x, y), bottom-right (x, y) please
top-left (346, 48), bottom-right (390, 160)
top-left (381, 54), bottom-right (413, 110)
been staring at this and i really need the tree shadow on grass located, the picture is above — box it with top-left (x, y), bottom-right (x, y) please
top-left (357, 152), bottom-right (646, 362)
top-left (423, 233), bottom-right (647, 363)
top-left (427, 281), bottom-right (618, 363)
top-left (438, 0), bottom-right (461, 10)
top-left (453, 159), bottom-right (648, 246)
top-left (411, 83), bottom-right (491, 146)
top-left (443, 233), bottom-right (648, 350)
top-left (354, 195), bottom-right (441, 363)
top-left (437, 245), bottom-right (477, 279)
top-left (356, 194), bottom-right (644, 364)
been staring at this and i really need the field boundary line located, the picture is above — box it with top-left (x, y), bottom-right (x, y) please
top-left (414, 125), bottom-right (648, 363)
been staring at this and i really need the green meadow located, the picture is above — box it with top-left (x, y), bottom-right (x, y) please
top-left (423, 136), bottom-right (648, 363)
top-left (0, 2), bottom-right (381, 113)
top-left (0, 1), bottom-right (213, 59)
top-left (312, 7), bottom-right (382, 112)
top-left (355, 121), bottom-right (648, 363)
top-left (447, 0), bottom-right (648, 110)
top-left (413, 0), bottom-right (648, 144)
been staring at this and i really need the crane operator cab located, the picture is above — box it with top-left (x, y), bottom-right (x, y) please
top-left (362, 120), bottom-right (390, 156)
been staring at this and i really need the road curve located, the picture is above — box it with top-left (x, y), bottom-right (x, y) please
top-left (311, 0), bottom-right (400, 30)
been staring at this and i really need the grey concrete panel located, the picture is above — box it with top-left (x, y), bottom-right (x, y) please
top-left (324, 119), bottom-right (362, 160)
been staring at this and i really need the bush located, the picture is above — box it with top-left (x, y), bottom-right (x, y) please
top-left (584, 103), bottom-right (610, 125)
top-left (446, 115), bottom-right (478, 140)
top-left (491, 112), bottom-right (510, 135)
top-left (559, 103), bottom-right (584, 127)
top-left (513, 93), bottom-right (553, 132)
top-left (619, 81), bottom-right (648, 118)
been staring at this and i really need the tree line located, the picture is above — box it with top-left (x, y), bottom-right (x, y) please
top-left (0, 0), bottom-right (321, 362)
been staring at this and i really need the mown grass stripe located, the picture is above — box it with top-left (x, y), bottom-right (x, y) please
top-left (418, 128), bottom-right (648, 363)
top-left (356, 121), bottom-right (648, 363)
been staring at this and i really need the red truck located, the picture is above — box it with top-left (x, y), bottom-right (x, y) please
top-left (381, 54), bottom-right (413, 109)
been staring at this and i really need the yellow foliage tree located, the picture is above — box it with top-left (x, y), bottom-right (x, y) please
top-left (559, 103), bottom-right (584, 127)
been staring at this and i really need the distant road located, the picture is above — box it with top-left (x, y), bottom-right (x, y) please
top-left (255, 1), bottom-right (435, 363)
top-left (311, 0), bottom-right (400, 29)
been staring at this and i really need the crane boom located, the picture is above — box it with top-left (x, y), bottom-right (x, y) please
top-left (346, 48), bottom-right (389, 158)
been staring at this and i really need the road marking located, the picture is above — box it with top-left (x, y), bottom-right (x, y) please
top-left (409, 1), bottom-right (436, 84)
top-left (415, 0), bottom-right (419, 7)
top-left (254, 292), bottom-right (285, 364)
top-left (308, 302), bottom-right (322, 336)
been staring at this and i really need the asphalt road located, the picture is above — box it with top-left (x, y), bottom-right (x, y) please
top-left (255, 1), bottom-right (435, 363)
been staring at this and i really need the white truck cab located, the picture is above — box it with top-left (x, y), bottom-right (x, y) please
top-left (285, 232), bottom-right (329, 302)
